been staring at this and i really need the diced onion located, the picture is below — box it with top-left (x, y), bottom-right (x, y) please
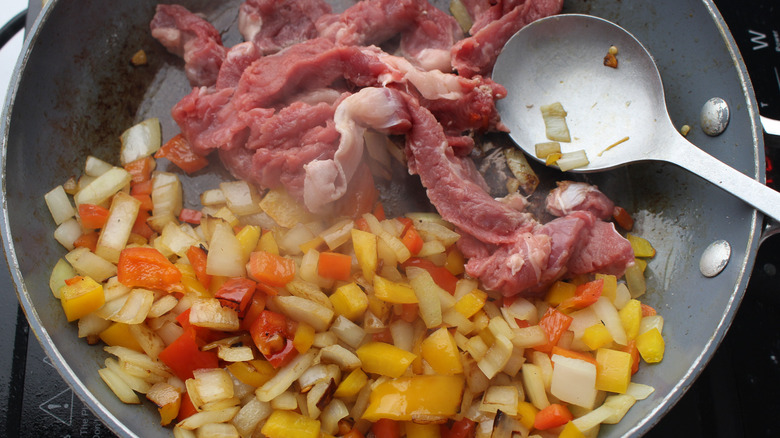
top-left (540, 102), bottom-right (571, 142)
top-left (534, 141), bottom-right (562, 159)
top-left (556, 150), bottom-right (590, 172)
top-left (45, 185), bottom-right (76, 225)
top-left (120, 118), bottom-right (161, 165)
top-left (54, 218), bottom-right (83, 251)
top-left (85, 155), bottom-right (114, 177)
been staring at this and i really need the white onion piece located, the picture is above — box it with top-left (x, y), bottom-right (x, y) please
top-left (54, 218), bottom-right (83, 251)
top-left (120, 118), bottom-right (161, 165)
top-left (45, 185), bottom-right (75, 225)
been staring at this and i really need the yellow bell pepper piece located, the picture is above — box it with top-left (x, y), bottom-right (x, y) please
top-left (356, 342), bottom-right (417, 378)
top-left (545, 281), bottom-right (577, 306)
top-left (236, 225), bottom-right (261, 259)
top-left (626, 234), bottom-right (655, 258)
top-left (405, 422), bottom-right (441, 438)
top-left (213, 206), bottom-right (239, 228)
top-left (581, 323), bottom-right (613, 351)
top-left (292, 322), bottom-right (315, 354)
top-left (257, 230), bottom-right (280, 255)
top-left (595, 348), bottom-right (632, 393)
top-left (99, 322), bottom-right (144, 352)
top-left (445, 247), bottom-right (465, 276)
top-left (634, 257), bottom-right (647, 273)
top-left (619, 299), bottom-right (643, 340)
top-left (351, 228), bottom-right (377, 281)
top-left (594, 274), bottom-right (617, 302)
top-left (329, 282), bottom-right (369, 321)
top-left (373, 275), bottom-right (418, 304)
top-left (299, 236), bottom-right (324, 254)
top-left (226, 360), bottom-right (276, 388)
top-left (60, 276), bottom-right (105, 321)
top-left (362, 375), bottom-right (465, 422)
top-left (453, 289), bottom-right (487, 318)
top-left (421, 327), bottom-right (463, 375)
top-left (261, 410), bottom-right (320, 438)
top-left (177, 262), bottom-right (210, 297)
top-left (208, 275), bottom-right (228, 296)
top-left (367, 296), bottom-right (391, 320)
top-left (334, 368), bottom-right (368, 398)
top-left (636, 327), bottom-right (665, 363)
top-left (559, 421), bottom-right (586, 438)
top-left (516, 401), bottom-right (538, 430)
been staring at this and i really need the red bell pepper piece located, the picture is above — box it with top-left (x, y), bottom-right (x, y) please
top-left (441, 418), bottom-right (476, 438)
top-left (558, 279), bottom-right (603, 312)
top-left (178, 208), bottom-right (202, 225)
top-left (117, 247), bottom-right (182, 292)
top-left (247, 251), bottom-right (295, 287)
top-left (215, 277), bottom-right (256, 317)
top-left (641, 303), bottom-right (657, 317)
top-left (371, 418), bottom-right (400, 438)
top-left (124, 156), bottom-right (156, 184)
top-left (318, 251), bottom-right (352, 281)
top-left (154, 134), bottom-right (210, 174)
top-left (177, 392), bottom-right (198, 422)
top-left (241, 291), bottom-right (267, 331)
top-left (175, 308), bottom-right (221, 344)
top-left (401, 224), bottom-right (424, 256)
top-left (78, 204), bottom-right (110, 229)
top-left (158, 328), bottom-right (219, 381)
top-left (342, 429), bottom-right (366, 438)
top-left (373, 201), bottom-right (386, 221)
top-left (355, 217), bottom-right (370, 232)
top-left (533, 403), bottom-right (573, 430)
top-left (249, 310), bottom-right (298, 368)
top-left (185, 245), bottom-right (211, 289)
top-left (131, 209), bottom-right (154, 240)
top-left (401, 258), bottom-right (458, 294)
top-left (131, 193), bottom-right (154, 212)
top-left (130, 179), bottom-right (153, 196)
top-left (534, 307), bottom-right (573, 353)
top-left (73, 231), bottom-right (99, 253)
top-left (622, 340), bottom-right (641, 375)
top-left (612, 205), bottom-right (634, 231)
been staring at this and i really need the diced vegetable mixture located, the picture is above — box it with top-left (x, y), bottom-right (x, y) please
top-left (45, 118), bottom-right (664, 438)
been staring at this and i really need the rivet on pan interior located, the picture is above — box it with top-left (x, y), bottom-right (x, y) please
top-left (700, 240), bottom-right (731, 277)
top-left (700, 97), bottom-right (730, 136)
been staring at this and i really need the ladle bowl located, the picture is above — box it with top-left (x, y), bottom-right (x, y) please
top-left (493, 14), bottom-right (780, 221)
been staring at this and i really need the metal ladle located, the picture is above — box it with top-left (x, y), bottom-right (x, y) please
top-left (492, 14), bottom-right (780, 221)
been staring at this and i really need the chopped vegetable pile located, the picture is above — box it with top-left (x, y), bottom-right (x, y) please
top-left (44, 117), bottom-right (665, 438)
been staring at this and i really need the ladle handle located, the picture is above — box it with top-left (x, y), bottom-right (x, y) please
top-left (665, 137), bottom-right (780, 222)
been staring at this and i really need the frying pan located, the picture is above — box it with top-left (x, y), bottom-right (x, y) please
top-left (0, 0), bottom-right (764, 437)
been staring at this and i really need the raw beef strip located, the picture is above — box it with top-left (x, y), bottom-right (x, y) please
top-left (402, 93), bottom-right (534, 245)
top-left (567, 220), bottom-right (635, 276)
top-left (319, 0), bottom-right (423, 46)
top-left (451, 0), bottom-right (563, 77)
top-left (238, 0), bottom-right (332, 54)
top-left (546, 181), bottom-right (615, 220)
top-left (399, 1), bottom-right (463, 71)
top-left (150, 4), bottom-right (227, 87)
top-left (215, 42), bottom-right (261, 89)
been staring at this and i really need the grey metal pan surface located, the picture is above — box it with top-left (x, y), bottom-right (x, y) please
top-left (0, 0), bottom-right (764, 437)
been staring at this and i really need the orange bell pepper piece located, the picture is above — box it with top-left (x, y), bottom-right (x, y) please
top-left (117, 247), bottom-right (182, 292)
top-left (78, 204), bottom-right (110, 229)
top-left (154, 134), bottom-right (209, 174)
top-left (533, 403), bottom-right (573, 430)
top-left (318, 251), bottom-right (352, 281)
top-left (558, 279), bottom-right (603, 312)
top-left (247, 251), bottom-right (295, 287)
top-left (124, 156), bottom-right (156, 184)
top-left (535, 307), bottom-right (573, 353)
top-left (185, 245), bottom-right (211, 289)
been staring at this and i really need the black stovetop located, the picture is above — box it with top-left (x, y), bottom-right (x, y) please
top-left (0, 1), bottom-right (779, 436)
